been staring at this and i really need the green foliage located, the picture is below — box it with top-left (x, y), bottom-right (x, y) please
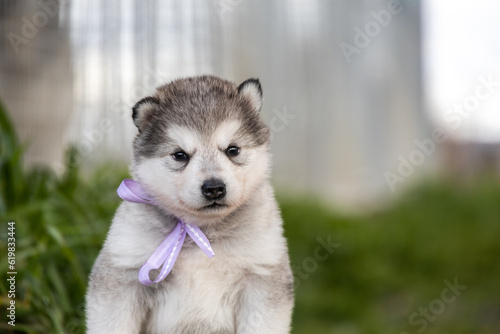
top-left (283, 182), bottom-right (500, 334)
top-left (1, 102), bottom-right (500, 333)
top-left (0, 102), bottom-right (128, 333)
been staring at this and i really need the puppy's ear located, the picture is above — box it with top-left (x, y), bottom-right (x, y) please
top-left (132, 96), bottom-right (159, 132)
top-left (237, 78), bottom-right (263, 112)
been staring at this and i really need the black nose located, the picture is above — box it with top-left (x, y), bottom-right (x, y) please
top-left (201, 178), bottom-right (226, 200)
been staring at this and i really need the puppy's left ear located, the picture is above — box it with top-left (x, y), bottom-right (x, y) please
top-left (132, 96), bottom-right (159, 133)
top-left (238, 78), bottom-right (263, 112)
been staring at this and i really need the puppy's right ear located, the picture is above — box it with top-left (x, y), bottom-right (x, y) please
top-left (238, 78), bottom-right (263, 112)
top-left (132, 96), bottom-right (159, 132)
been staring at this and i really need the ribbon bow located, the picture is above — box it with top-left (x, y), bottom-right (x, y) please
top-left (117, 179), bottom-right (215, 286)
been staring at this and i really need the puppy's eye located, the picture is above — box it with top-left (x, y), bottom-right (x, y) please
top-left (226, 146), bottom-right (240, 157)
top-left (172, 150), bottom-right (189, 162)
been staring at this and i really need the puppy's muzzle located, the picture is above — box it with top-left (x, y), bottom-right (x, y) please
top-left (201, 178), bottom-right (226, 200)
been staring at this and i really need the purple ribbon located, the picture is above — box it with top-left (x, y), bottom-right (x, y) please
top-left (117, 179), bottom-right (215, 286)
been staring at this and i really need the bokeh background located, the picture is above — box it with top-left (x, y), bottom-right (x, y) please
top-left (1, 0), bottom-right (500, 333)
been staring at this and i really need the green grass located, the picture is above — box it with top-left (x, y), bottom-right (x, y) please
top-left (1, 103), bottom-right (500, 333)
top-left (0, 102), bottom-right (128, 333)
top-left (282, 183), bottom-right (500, 334)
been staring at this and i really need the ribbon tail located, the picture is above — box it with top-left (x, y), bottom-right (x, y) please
top-left (151, 228), bottom-right (186, 284)
top-left (138, 222), bottom-right (183, 285)
top-left (184, 222), bottom-right (215, 258)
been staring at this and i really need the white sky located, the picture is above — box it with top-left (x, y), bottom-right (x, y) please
top-left (69, 0), bottom-right (500, 144)
top-left (422, 0), bottom-right (500, 142)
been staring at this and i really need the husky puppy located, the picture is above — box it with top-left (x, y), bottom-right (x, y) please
top-left (86, 75), bottom-right (294, 333)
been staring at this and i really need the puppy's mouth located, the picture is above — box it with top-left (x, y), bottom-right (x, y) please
top-left (201, 202), bottom-right (228, 210)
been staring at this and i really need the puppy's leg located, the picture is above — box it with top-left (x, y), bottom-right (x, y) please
top-left (236, 267), bottom-right (294, 334)
top-left (86, 254), bottom-right (147, 334)
top-left (236, 291), bottom-right (294, 334)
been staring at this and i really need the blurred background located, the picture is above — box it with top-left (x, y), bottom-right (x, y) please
top-left (1, 0), bottom-right (499, 333)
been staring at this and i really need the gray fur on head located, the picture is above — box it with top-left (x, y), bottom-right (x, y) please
top-left (132, 76), bottom-right (270, 160)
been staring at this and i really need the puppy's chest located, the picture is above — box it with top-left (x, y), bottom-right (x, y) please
top-left (147, 249), bottom-right (247, 333)
top-left (172, 249), bottom-right (246, 296)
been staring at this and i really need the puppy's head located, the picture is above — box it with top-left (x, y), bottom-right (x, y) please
top-left (131, 75), bottom-right (270, 224)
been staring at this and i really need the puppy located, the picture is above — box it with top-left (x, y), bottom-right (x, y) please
top-left (86, 75), bottom-right (294, 333)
